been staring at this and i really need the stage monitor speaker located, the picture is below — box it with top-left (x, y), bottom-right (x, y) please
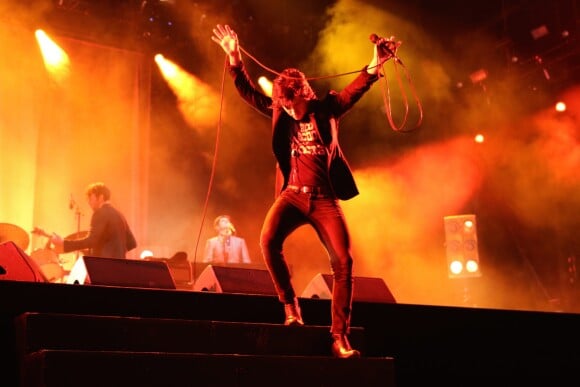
top-left (193, 265), bottom-right (276, 296)
top-left (301, 273), bottom-right (396, 303)
top-left (67, 256), bottom-right (176, 290)
top-left (0, 241), bottom-right (47, 282)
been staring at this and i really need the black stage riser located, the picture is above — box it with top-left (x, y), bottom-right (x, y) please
top-left (2, 280), bottom-right (580, 387)
top-left (15, 312), bottom-right (365, 357)
top-left (24, 350), bottom-right (395, 387)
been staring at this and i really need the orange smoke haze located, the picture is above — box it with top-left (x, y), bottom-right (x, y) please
top-left (343, 137), bottom-right (485, 305)
top-left (0, 0), bottom-right (578, 312)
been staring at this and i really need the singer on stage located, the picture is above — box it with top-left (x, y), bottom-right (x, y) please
top-left (211, 24), bottom-right (399, 358)
top-left (203, 215), bottom-right (251, 264)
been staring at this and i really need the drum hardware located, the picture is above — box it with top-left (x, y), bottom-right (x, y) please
top-left (64, 230), bottom-right (90, 256)
top-left (31, 227), bottom-right (90, 278)
top-left (30, 227), bottom-right (64, 283)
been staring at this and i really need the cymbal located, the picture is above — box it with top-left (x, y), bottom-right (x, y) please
top-left (0, 223), bottom-right (30, 251)
top-left (65, 230), bottom-right (89, 241)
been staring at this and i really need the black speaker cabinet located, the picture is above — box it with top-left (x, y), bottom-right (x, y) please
top-left (193, 265), bottom-right (276, 295)
top-left (301, 273), bottom-right (396, 303)
top-left (66, 256), bottom-right (176, 290)
top-left (0, 241), bottom-right (46, 282)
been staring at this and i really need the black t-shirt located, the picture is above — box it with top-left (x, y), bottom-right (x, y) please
top-left (288, 115), bottom-right (330, 188)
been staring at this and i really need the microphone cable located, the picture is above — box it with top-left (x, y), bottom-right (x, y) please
top-left (190, 55), bottom-right (228, 286)
top-left (376, 51), bottom-right (424, 132)
top-left (238, 37), bottom-right (423, 132)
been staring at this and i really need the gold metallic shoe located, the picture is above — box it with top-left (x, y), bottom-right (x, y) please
top-left (284, 300), bottom-right (304, 326)
top-left (331, 334), bottom-right (361, 358)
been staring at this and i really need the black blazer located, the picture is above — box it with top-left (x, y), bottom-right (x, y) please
top-left (64, 203), bottom-right (136, 258)
top-left (229, 63), bottom-right (378, 200)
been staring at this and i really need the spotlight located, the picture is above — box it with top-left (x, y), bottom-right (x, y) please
top-left (530, 25), bottom-right (549, 40)
top-left (555, 101), bottom-right (566, 112)
top-left (258, 76), bottom-right (273, 97)
top-left (139, 245), bottom-right (171, 259)
top-left (140, 249), bottom-right (154, 259)
top-left (35, 29), bottom-right (70, 84)
top-left (444, 214), bottom-right (481, 278)
top-left (469, 69), bottom-right (488, 84)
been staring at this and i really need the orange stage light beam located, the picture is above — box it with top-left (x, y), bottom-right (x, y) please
top-left (35, 29), bottom-right (70, 84)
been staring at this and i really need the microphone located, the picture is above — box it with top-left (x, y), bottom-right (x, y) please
top-left (69, 194), bottom-right (76, 210)
top-left (369, 33), bottom-right (381, 44)
top-left (228, 224), bottom-right (236, 234)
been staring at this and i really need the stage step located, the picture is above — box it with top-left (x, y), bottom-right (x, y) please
top-left (15, 312), bottom-right (366, 357)
top-left (23, 349), bottom-right (395, 387)
top-left (15, 312), bottom-right (396, 387)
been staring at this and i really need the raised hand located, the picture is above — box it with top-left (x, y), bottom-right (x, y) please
top-left (368, 34), bottom-right (402, 74)
top-left (212, 24), bottom-right (240, 57)
top-left (375, 35), bottom-right (402, 64)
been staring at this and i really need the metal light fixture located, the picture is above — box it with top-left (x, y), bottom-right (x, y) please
top-left (444, 214), bottom-right (481, 278)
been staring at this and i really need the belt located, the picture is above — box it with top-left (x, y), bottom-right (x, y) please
top-left (286, 185), bottom-right (333, 197)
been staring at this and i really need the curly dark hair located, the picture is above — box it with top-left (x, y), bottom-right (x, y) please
top-left (271, 68), bottom-right (316, 108)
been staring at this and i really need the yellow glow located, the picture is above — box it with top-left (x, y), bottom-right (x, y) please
top-left (474, 133), bottom-right (484, 143)
top-left (555, 101), bottom-right (566, 112)
top-left (449, 260), bottom-right (463, 275)
top-left (465, 259), bottom-right (479, 273)
top-left (35, 29), bottom-right (70, 83)
top-left (155, 54), bottom-right (219, 128)
top-left (258, 76), bottom-right (273, 97)
top-left (140, 249), bottom-right (154, 259)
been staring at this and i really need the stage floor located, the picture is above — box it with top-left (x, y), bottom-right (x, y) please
top-left (2, 279), bottom-right (580, 386)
